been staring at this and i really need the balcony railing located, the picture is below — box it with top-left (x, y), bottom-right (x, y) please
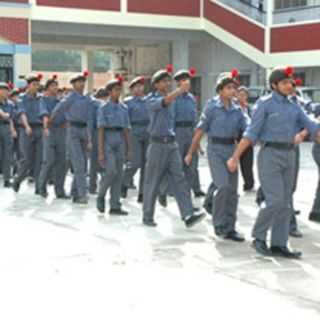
top-left (215, 0), bottom-right (266, 24)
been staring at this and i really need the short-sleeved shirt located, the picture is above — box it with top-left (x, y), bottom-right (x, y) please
top-left (197, 96), bottom-right (247, 138)
top-left (39, 96), bottom-right (66, 127)
top-left (17, 93), bottom-right (42, 125)
top-left (244, 91), bottom-right (319, 144)
top-left (146, 91), bottom-right (175, 138)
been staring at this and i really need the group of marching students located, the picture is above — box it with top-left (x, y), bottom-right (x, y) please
top-left (1, 64), bottom-right (320, 259)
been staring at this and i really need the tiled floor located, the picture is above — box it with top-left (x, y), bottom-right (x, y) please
top-left (0, 142), bottom-right (319, 319)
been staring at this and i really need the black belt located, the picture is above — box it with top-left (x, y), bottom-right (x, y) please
top-left (105, 127), bottom-right (123, 132)
top-left (175, 121), bottom-right (194, 128)
top-left (0, 121), bottom-right (10, 125)
top-left (210, 137), bottom-right (235, 145)
top-left (131, 121), bottom-right (149, 127)
top-left (151, 136), bottom-right (175, 144)
top-left (70, 121), bottom-right (87, 128)
top-left (264, 142), bottom-right (295, 150)
top-left (29, 123), bottom-right (42, 128)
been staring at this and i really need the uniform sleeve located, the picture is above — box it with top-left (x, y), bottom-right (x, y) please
top-left (97, 106), bottom-right (106, 129)
top-left (39, 98), bottom-right (49, 118)
top-left (51, 93), bottom-right (73, 119)
top-left (17, 99), bottom-right (26, 117)
top-left (297, 107), bottom-right (319, 140)
top-left (197, 101), bottom-right (213, 133)
top-left (243, 100), bottom-right (267, 143)
top-left (124, 108), bottom-right (130, 129)
top-left (147, 96), bottom-right (165, 112)
top-left (239, 110), bottom-right (248, 133)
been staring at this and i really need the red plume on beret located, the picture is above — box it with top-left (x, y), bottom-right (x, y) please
top-left (37, 73), bottom-right (43, 80)
top-left (295, 78), bottom-right (303, 86)
top-left (139, 76), bottom-right (145, 84)
top-left (231, 68), bottom-right (239, 78)
top-left (116, 74), bottom-right (124, 84)
top-left (189, 67), bottom-right (197, 77)
top-left (284, 66), bottom-right (294, 77)
top-left (166, 64), bottom-right (174, 74)
top-left (83, 70), bottom-right (90, 77)
top-left (7, 82), bottom-right (14, 90)
top-left (52, 74), bottom-right (58, 80)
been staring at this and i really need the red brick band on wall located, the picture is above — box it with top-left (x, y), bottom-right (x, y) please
top-left (271, 23), bottom-right (320, 52)
top-left (36, 0), bottom-right (120, 11)
top-left (0, 18), bottom-right (29, 44)
top-left (127, 0), bottom-right (200, 17)
top-left (204, 0), bottom-right (265, 52)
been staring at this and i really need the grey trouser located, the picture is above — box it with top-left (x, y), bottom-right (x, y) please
top-left (38, 126), bottom-right (67, 196)
top-left (0, 124), bottom-right (13, 181)
top-left (98, 143), bottom-right (125, 210)
top-left (143, 141), bottom-right (194, 222)
top-left (207, 142), bottom-right (238, 234)
top-left (252, 146), bottom-right (295, 247)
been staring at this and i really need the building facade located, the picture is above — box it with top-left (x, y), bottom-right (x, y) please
top-left (1, 0), bottom-right (320, 103)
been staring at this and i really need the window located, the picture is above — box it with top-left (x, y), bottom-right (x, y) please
top-left (274, 0), bottom-right (308, 10)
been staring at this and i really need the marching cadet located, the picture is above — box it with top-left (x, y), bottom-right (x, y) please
top-left (237, 86), bottom-right (255, 192)
top-left (121, 76), bottom-right (149, 203)
top-left (142, 65), bottom-right (206, 227)
top-left (0, 82), bottom-right (15, 187)
top-left (96, 76), bottom-right (130, 216)
top-left (173, 68), bottom-right (199, 191)
top-left (8, 87), bottom-right (20, 176)
top-left (50, 70), bottom-right (92, 204)
top-left (88, 88), bottom-right (109, 194)
top-left (227, 66), bottom-right (320, 259)
top-left (185, 69), bottom-right (247, 242)
top-left (13, 74), bottom-right (43, 194)
top-left (38, 75), bottom-right (69, 199)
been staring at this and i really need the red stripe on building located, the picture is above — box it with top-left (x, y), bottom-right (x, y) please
top-left (204, 0), bottom-right (265, 52)
top-left (271, 23), bottom-right (320, 52)
top-left (127, 0), bottom-right (200, 17)
top-left (36, 0), bottom-right (120, 11)
top-left (0, 18), bottom-right (29, 44)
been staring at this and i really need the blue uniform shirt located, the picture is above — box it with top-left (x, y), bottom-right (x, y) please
top-left (244, 91), bottom-right (319, 144)
top-left (51, 91), bottom-right (92, 124)
top-left (197, 96), bottom-right (247, 138)
top-left (125, 95), bottom-right (149, 138)
top-left (97, 99), bottom-right (130, 146)
top-left (0, 99), bottom-right (14, 123)
top-left (146, 91), bottom-right (175, 138)
top-left (39, 96), bottom-right (66, 127)
top-left (17, 93), bottom-right (42, 125)
top-left (173, 92), bottom-right (197, 126)
top-left (88, 98), bottom-right (102, 133)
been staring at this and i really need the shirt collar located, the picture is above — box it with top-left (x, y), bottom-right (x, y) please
top-left (272, 91), bottom-right (289, 103)
top-left (216, 96), bottom-right (237, 110)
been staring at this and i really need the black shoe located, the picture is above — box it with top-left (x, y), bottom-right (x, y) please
top-left (143, 219), bottom-right (157, 227)
top-left (28, 177), bottom-right (34, 184)
top-left (4, 180), bottom-right (11, 188)
top-left (109, 208), bottom-right (128, 216)
top-left (270, 246), bottom-right (302, 259)
top-left (214, 227), bottom-right (225, 237)
top-left (12, 180), bottom-right (20, 193)
top-left (203, 202), bottom-right (212, 215)
top-left (194, 190), bottom-right (206, 198)
top-left (224, 230), bottom-right (245, 242)
top-left (309, 211), bottom-right (320, 222)
top-left (96, 197), bottom-right (105, 213)
top-left (184, 213), bottom-right (206, 228)
top-left (56, 193), bottom-right (71, 199)
top-left (251, 239), bottom-right (272, 256)
top-left (193, 207), bottom-right (200, 212)
top-left (137, 194), bottom-right (143, 203)
top-left (39, 190), bottom-right (48, 198)
top-left (74, 197), bottom-right (88, 204)
top-left (290, 229), bottom-right (303, 238)
top-left (294, 210), bottom-right (301, 215)
top-left (121, 186), bottom-right (128, 198)
top-left (158, 195), bottom-right (167, 208)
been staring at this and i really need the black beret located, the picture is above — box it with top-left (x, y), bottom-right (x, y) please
top-left (70, 70), bottom-right (89, 84)
top-left (105, 76), bottom-right (124, 91)
top-left (26, 73), bottom-right (43, 84)
top-left (216, 69), bottom-right (240, 92)
top-left (95, 88), bottom-right (109, 98)
top-left (173, 68), bottom-right (196, 82)
top-left (151, 64), bottom-right (174, 86)
top-left (269, 66), bottom-right (294, 87)
top-left (129, 76), bottom-right (145, 89)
